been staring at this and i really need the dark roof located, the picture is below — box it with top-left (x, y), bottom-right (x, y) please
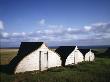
top-left (17, 42), bottom-right (43, 56)
top-left (55, 46), bottom-right (76, 59)
top-left (78, 49), bottom-right (90, 55)
top-left (9, 42), bottom-right (43, 73)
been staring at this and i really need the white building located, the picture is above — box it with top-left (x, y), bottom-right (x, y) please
top-left (10, 42), bottom-right (61, 74)
top-left (85, 50), bottom-right (95, 61)
top-left (55, 46), bottom-right (84, 66)
top-left (79, 49), bottom-right (95, 61)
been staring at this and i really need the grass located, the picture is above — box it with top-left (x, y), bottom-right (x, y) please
top-left (0, 51), bottom-right (17, 64)
top-left (0, 50), bottom-right (110, 82)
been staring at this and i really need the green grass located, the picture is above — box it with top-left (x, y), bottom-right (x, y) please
top-left (0, 51), bottom-right (110, 82)
top-left (0, 51), bottom-right (17, 64)
top-left (92, 48), bottom-right (107, 54)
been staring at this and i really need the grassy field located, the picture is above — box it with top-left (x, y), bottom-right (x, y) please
top-left (0, 49), bottom-right (110, 82)
top-left (0, 49), bottom-right (18, 65)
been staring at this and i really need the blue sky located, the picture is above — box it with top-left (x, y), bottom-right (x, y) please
top-left (0, 0), bottom-right (110, 47)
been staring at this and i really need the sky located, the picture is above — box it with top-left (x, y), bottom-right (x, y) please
top-left (0, 0), bottom-right (110, 47)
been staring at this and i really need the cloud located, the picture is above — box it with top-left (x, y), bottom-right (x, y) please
top-left (92, 22), bottom-right (110, 33)
top-left (0, 21), bottom-right (110, 47)
top-left (48, 24), bottom-right (63, 28)
top-left (11, 32), bottom-right (26, 37)
top-left (0, 20), bottom-right (9, 39)
top-left (0, 20), bottom-right (4, 30)
top-left (86, 22), bottom-right (110, 39)
top-left (38, 19), bottom-right (46, 25)
top-left (84, 26), bottom-right (92, 31)
top-left (0, 32), bottom-right (9, 38)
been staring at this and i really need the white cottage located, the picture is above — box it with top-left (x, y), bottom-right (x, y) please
top-left (55, 46), bottom-right (84, 66)
top-left (79, 49), bottom-right (95, 61)
top-left (10, 42), bottom-right (61, 74)
top-left (85, 49), bottom-right (95, 61)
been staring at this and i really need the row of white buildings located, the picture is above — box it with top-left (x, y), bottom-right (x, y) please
top-left (55, 46), bottom-right (95, 66)
top-left (9, 42), bottom-right (95, 74)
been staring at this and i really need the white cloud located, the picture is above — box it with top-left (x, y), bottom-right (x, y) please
top-left (48, 24), bottom-right (63, 28)
top-left (38, 19), bottom-right (46, 25)
top-left (67, 27), bottom-right (80, 32)
top-left (44, 29), bottom-right (54, 34)
top-left (91, 22), bottom-right (110, 33)
top-left (67, 27), bottom-right (72, 31)
top-left (1, 21), bottom-right (110, 47)
top-left (64, 33), bottom-right (76, 40)
top-left (92, 22), bottom-right (107, 26)
top-left (12, 32), bottom-right (26, 37)
top-left (0, 20), bottom-right (4, 30)
top-left (103, 33), bottom-right (110, 38)
top-left (84, 26), bottom-right (92, 31)
top-left (1, 32), bottom-right (9, 38)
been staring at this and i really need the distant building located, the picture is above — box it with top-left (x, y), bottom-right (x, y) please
top-left (10, 42), bottom-right (61, 74)
top-left (55, 46), bottom-right (84, 66)
top-left (79, 49), bottom-right (95, 61)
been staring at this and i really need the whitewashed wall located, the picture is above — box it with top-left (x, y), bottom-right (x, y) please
top-left (48, 50), bottom-right (61, 68)
top-left (74, 49), bottom-right (84, 64)
top-left (15, 43), bottom-right (61, 74)
top-left (85, 51), bottom-right (95, 61)
top-left (65, 48), bottom-right (84, 65)
top-left (15, 50), bottom-right (40, 73)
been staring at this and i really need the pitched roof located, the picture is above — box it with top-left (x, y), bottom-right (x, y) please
top-left (9, 42), bottom-right (43, 73)
top-left (78, 49), bottom-right (90, 55)
top-left (55, 46), bottom-right (76, 59)
top-left (17, 42), bottom-right (43, 56)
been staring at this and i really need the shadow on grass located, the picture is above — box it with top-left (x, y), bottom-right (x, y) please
top-left (0, 64), bottom-right (14, 75)
top-left (0, 64), bottom-right (10, 74)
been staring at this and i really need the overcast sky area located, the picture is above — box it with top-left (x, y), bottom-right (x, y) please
top-left (0, 0), bottom-right (110, 47)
